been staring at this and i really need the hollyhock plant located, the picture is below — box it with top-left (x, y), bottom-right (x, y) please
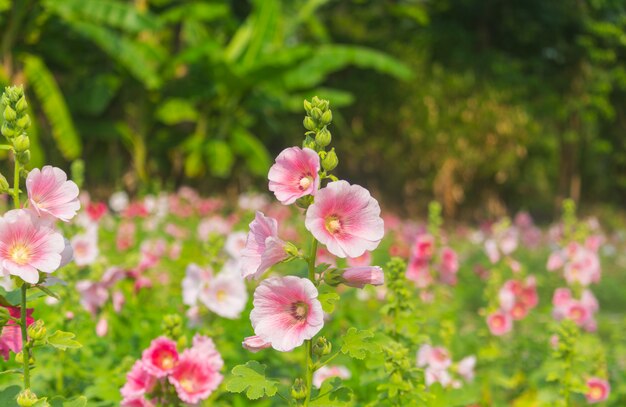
top-left (487, 311), bottom-right (513, 336)
top-left (250, 276), bottom-right (324, 352)
top-left (585, 377), bottom-right (610, 403)
top-left (169, 349), bottom-right (223, 404)
top-left (240, 211), bottom-right (289, 279)
top-left (141, 336), bottom-right (179, 378)
top-left (26, 165), bottom-right (80, 222)
top-left (305, 180), bottom-right (384, 258)
top-left (268, 147), bottom-right (320, 205)
top-left (120, 361), bottom-right (157, 400)
top-left (0, 209), bottom-right (66, 284)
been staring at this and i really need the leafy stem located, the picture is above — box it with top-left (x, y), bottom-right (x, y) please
top-left (303, 236), bottom-right (318, 406)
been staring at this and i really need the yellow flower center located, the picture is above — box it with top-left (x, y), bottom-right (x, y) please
top-left (299, 176), bottom-right (312, 190)
top-left (161, 355), bottom-right (175, 370)
top-left (291, 302), bottom-right (309, 321)
top-left (180, 377), bottom-right (195, 392)
top-left (325, 216), bottom-right (341, 234)
top-left (217, 289), bottom-right (227, 302)
top-left (10, 244), bottom-right (31, 265)
top-left (589, 386), bottom-right (603, 399)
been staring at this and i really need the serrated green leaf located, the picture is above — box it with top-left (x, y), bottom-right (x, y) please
top-left (341, 328), bottom-right (381, 360)
top-left (47, 331), bottom-right (82, 351)
top-left (318, 292), bottom-right (340, 313)
top-left (310, 377), bottom-right (353, 406)
top-left (225, 361), bottom-right (278, 400)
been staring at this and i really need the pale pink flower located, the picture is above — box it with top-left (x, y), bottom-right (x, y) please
top-left (0, 209), bottom-right (65, 284)
top-left (169, 349), bottom-right (223, 404)
top-left (76, 280), bottom-right (108, 315)
top-left (96, 316), bottom-right (108, 337)
top-left (197, 216), bottom-right (232, 241)
top-left (564, 248), bottom-right (600, 286)
top-left (484, 239), bottom-right (500, 263)
top-left (199, 272), bottom-right (248, 319)
top-left (268, 147), bottom-right (320, 205)
top-left (547, 251), bottom-right (565, 271)
top-left (417, 344), bottom-right (452, 371)
top-left (581, 289), bottom-right (599, 313)
top-left (487, 311), bottom-right (513, 336)
top-left (225, 231), bottom-right (247, 258)
top-left (305, 181), bottom-right (384, 258)
top-left (182, 264), bottom-right (212, 306)
top-left (425, 367), bottom-right (452, 387)
top-left (112, 290), bottom-right (125, 313)
top-left (141, 336), bottom-right (179, 378)
top-left (242, 335), bottom-right (271, 353)
top-left (341, 266), bottom-right (384, 288)
top-left (250, 276), bottom-right (324, 352)
top-left (312, 365), bottom-right (351, 388)
top-left (121, 360), bottom-right (157, 400)
top-left (189, 335), bottom-right (224, 371)
top-left (71, 232), bottom-right (99, 267)
top-left (457, 356), bottom-right (476, 382)
top-left (26, 166), bottom-right (80, 222)
top-left (109, 191), bottom-right (129, 212)
top-left (59, 238), bottom-right (74, 268)
top-left (240, 212), bottom-right (288, 279)
top-left (552, 288), bottom-right (572, 307)
top-left (585, 377), bottom-right (610, 403)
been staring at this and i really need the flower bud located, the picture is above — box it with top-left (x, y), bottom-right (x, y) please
top-left (303, 116), bottom-right (316, 131)
top-left (320, 110), bottom-right (332, 126)
top-left (313, 336), bottom-right (332, 356)
top-left (13, 134), bottom-right (30, 152)
top-left (17, 150), bottom-right (30, 165)
top-left (341, 266), bottom-right (385, 288)
top-left (284, 242), bottom-right (300, 258)
top-left (16, 389), bottom-right (38, 407)
top-left (242, 335), bottom-right (271, 353)
top-left (311, 96), bottom-right (321, 106)
top-left (310, 107), bottom-right (322, 121)
top-left (1, 122), bottom-right (15, 138)
top-left (323, 268), bottom-right (342, 287)
top-left (15, 96), bottom-right (27, 113)
top-left (295, 195), bottom-right (313, 209)
top-left (16, 114), bottom-right (31, 130)
top-left (303, 100), bottom-right (312, 114)
top-left (15, 351), bottom-right (24, 364)
top-left (318, 99), bottom-right (329, 111)
top-left (27, 320), bottom-right (46, 341)
top-left (315, 128), bottom-right (331, 148)
top-left (291, 378), bottom-right (307, 400)
top-left (0, 174), bottom-right (9, 194)
top-left (303, 135), bottom-right (316, 150)
top-left (322, 148), bottom-right (338, 171)
top-left (3, 105), bottom-right (16, 121)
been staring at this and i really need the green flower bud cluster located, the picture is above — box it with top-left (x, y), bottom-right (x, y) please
top-left (302, 97), bottom-right (338, 173)
top-left (27, 320), bottom-right (47, 341)
top-left (290, 378), bottom-right (307, 400)
top-left (162, 314), bottom-right (183, 340)
top-left (16, 389), bottom-right (39, 407)
top-left (312, 336), bottom-right (332, 357)
top-left (1, 86), bottom-right (32, 166)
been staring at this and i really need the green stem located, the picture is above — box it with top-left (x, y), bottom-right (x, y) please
top-left (21, 284), bottom-right (30, 389)
top-left (12, 158), bottom-right (19, 208)
top-left (317, 350), bottom-right (341, 369)
top-left (303, 237), bottom-right (318, 406)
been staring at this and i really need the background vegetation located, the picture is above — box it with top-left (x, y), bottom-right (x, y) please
top-left (1, 0), bottom-right (626, 220)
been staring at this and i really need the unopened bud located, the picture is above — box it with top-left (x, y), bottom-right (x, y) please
top-left (315, 128), bottom-right (331, 148)
top-left (16, 389), bottom-right (38, 407)
top-left (322, 148), bottom-right (338, 171)
top-left (13, 134), bottom-right (30, 152)
top-left (303, 100), bottom-right (312, 114)
top-left (291, 378), bottom-right (307, 400)
top-left (310, 107), bottom-right (322, 121)
top-left (323, 268), bottom-right (342, 287)
top-left (17, 150), bottom-right (30, 165)
top-left (284, 242), bottom-right (300, 258)
top-left (320, 109), bottom-right (332, 126)
top-left (3, 105), bottom-right (16, 121)
top-left (27, 319), bottom-right (46, 341)
top-left (295, 195), bottom-right (313, 209)
top-left (302, 135), bottom-right (316, 150)
top-left (303, 116), bottom-right (316, 131)
top-left (313, 336), bottom-right (332, 356)
top-left (15, 96), bottom-right (27, 113)
top-left (1, 122), bottom-right (15, 138)
top-left (16, 114), bottom-right (30, 130)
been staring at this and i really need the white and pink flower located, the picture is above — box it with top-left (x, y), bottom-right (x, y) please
top-left (240, 212), bottom-right (288, 279)
top-left (268, 147), bottom-right (320, 205)
top-left (26, 166), bottom-right (80, 222)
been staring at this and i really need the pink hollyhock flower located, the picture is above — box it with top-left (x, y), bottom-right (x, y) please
top-left (121, 397), bottom-right (155, 407)
top-left (305, 181), bottom-right (384, 258)
top-left (312, 365), bottom-right (351, 388)
top-left (116, 221), bottom-right (136, 251)
top-left (581, 289), bottom-right (599, 313)
top-left (169, 349), bottom-right (223, 404)
top-left (484, 239), bottom-right (500, 264)
top-left (417, 344), bottom-right (452, 371)
top-left (71, 232), bottom-right (99, 267)
top-left (457, 355), bottom-right (476, 382)
top-left (240, 212), bottom-right (288, 280)
top-left (182, 264), bottom-right (212, 306)
top-left (197, 216), bottom-right (232, 241)
top-left (406, 257), bottom-right (432, 288)
top-left (86, 202), bottom-right (107, 222)
top-left (564, 248), bottom-right (600, 286)
top-left (487, 311), bottom-right (513, 336)
top-left (316, 247), bottom-right (337, 267)
top-left (585, 377), bottom-right (610, 403)
top-left (413, 234), bottom-right (435, 259)
top-left (224, 231), bottom-right (247, 258)
top-left (510, 302), bottom-right (529, 320)
top-left (76, 280), bottom-right (108, 315)
top-left (199, 272), bottom-right (248, 319)
top-left (26, 166), bottom-right (80, 222)
top-left (425, 367), bottom-right (452, 387)
top-left (547, 251), bottom-right (565, 271)
top-left (112, 290), bottom-right (125, 313)
top-left (189, 335), bottom-right (223, 370)
top-left (564, 301), bottom-right (589, 325)
top-left (96, 316), bottom-right (108, 337)
top-left (250, 276), bottom-right (324, 352)
top-left (141, 336), bottom-right (179, 378)
top-left (121, 360), bottom-right (156, 400)
top-left (109, 191), bottom-right (129, 212)
top-left (347, 251), bottom-right (372, 267)
top-left (268, 147), bottom-right (320, 205)
top-left (439, 247), bottom-right (459, 275)
top-left (0, 305), bottom-right (34, 360)
top-left (341, 266), bottom-right (384, 288)
top-left (552, 288), bottom-right (572, 307)
top-left (0, 209), bottom-right (65, 284)
top-left (242, 335), bottom-right (271, 353)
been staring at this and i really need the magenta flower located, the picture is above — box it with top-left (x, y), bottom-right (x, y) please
top-left (0, 305), bottom-right (34, 360)
top-left (585, 377), bottom-right (610, 403)
top-left (268, 147), bottom-right (320, 205)
top-left (487, 311), bottom-right (513, 336)
top-left (0, 209), bottom-right (65, 284)
top-left (26, 166), bottom-right (80, 222)
top-left (305, 181), bottom-right (384, 258)
top-left (242, 335), bottom-right (271, 353)
top-left (121, 361), bottom-right (157, 400)
top-left (141, 336), bottom-right (179, 378)
top-left (169, 348), bottom-right (223, 404)
top-left (240, 212), bottom-right (288, 279)
top-left (250, 276), bottom-right (324, 352)
top-left (341, 266), bottom-right (384, 288)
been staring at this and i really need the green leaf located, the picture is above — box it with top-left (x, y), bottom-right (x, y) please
top-left (155, 99), bottom-right (198, 125)
top-left (231, 128), bottom-right (271, 177)
top-left (310, 377), bottom-right (353, 406)
top-left (205, 140), bottom-right (234, 177)
top-left (341, 328), bottom-right (381, 360)
top-left (35, 285), bottom-right (60, 300)
top-left (318, 292), bottom-right (340, 314)
top-left (160, 3), bottom-right (229, 24)
top-left (44, 0), bottom-right (161, 34)
top-left (47, 331), bottom-right (82, 351)
top-left (225, 361), bottom-right (278, 400)
top-left (22, 55), bottom-right (82, 159)
top-left (0, 385), bottom-right (20, 406)
top-left (49, 395), bottom-right (88, 407)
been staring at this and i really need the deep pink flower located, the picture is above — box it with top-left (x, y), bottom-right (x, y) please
top-left (242, 335), bottom-right (271, 353)
top-left (312, 365), bottom-right (351, 388)
top-left (0, 209), bottom-right (65, 284)
top-left (121, 397), bottom-right (155, 407)
top-left (341, 266), bottom-right (384, 288)
top-left (552, 288), bottom-right (572, 307)
top-left (141, 336), bottom-right (179, 378)
top-left (268, 147), bottom-right (320, 205)
top-left (121, 360), bottom-right (157, 400)
top-left (169, 349), bottom-right (223, 404)
top-left (487, 311), bottom-right (513, 336)
top-left (305, 181), bottom-right (384, 258)
top-left (413, 234), bottom-right (435, 259)
top-left (406, 257), bottom-right (432, 288)
top-left (240, 212), bottom-right (288, 279)
top-left (250, 276), bottom-right (324, 352)
top-left (0, 305), bottom-right (33, 360)
top-left (26, 166), bottom-right (80, 222)
top-left (86, 202), bottom-right (107, 222)
top-left (585, 377), bottom-right (610, 403)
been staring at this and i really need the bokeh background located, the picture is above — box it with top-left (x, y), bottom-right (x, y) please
top-left (2, 0), bottom-right (626, 221)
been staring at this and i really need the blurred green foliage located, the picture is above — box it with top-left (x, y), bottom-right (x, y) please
top-left (2, 0), bottom-right (626, 218)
